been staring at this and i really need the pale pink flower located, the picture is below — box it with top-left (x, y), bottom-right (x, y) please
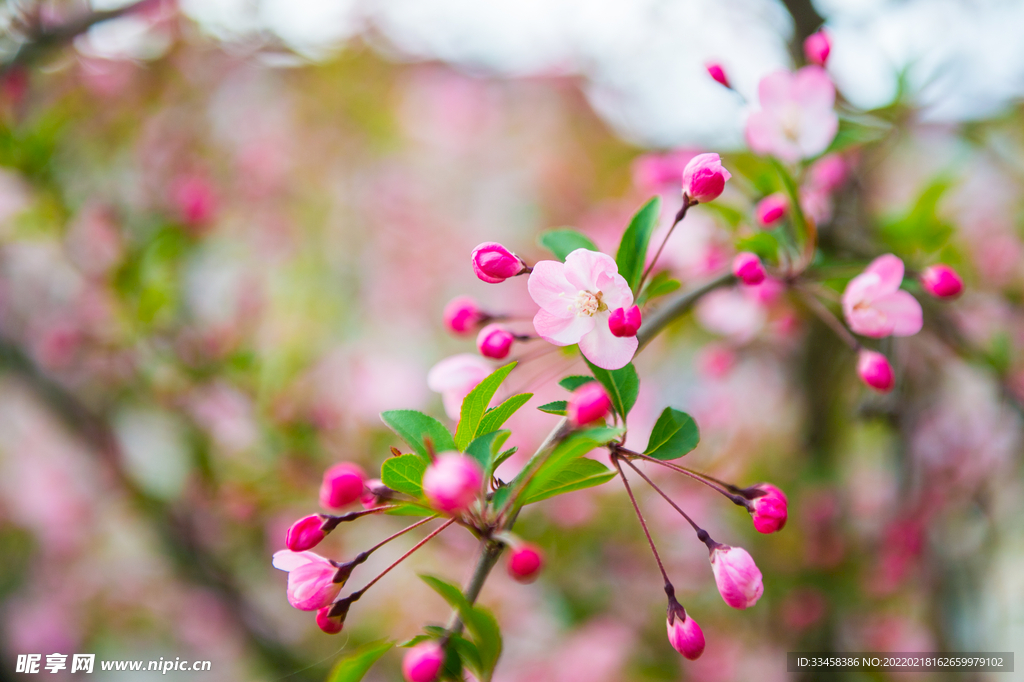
top-left (403, 642), bottom-right (445, 682)
top-left (319, 463), bottom-right (366, 509)
top-left (695, 288), bottom-right (767, 343)
top-left (682, 153), bottom-right (731, 203)
top-left (746, 67), bottom-right (838, 163)
top-left (271, 550), bottom-right (342, 611)
top-left (710, 545), bottom-right (764, 609)
top-left (507, 543), bottom-right (544, 583)
top-left (528, 249), bottom-right (636, 370)
top-left (427, 354), bottom-right (493, 419)
top-left (422, 453), bottom-right (483, 513)
top-left (567, 382), bottom-right (611, 426)
top-left (807, 153), bottom-right (847, 192)
top-left (666, 605), bottom-right (705, 660)
top-left (842, 255), bottom-right (922, 338)
top-left (857, 350), bottom-right (895, 393)
top-left (631, 150), bottom-right (697, 194)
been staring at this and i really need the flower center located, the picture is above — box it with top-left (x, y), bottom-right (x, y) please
top-left (573, 290), bottom-right (602, 317)
top-left (780, 105), bottom-right (801, 143)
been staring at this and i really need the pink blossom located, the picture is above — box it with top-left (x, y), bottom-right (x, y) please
top-left (842, 255), bottom-right (923, 338)
top-left (472, 242), bottom-right (522, 283)
top-left (857, 350), bottom-right (895, 393)
top-left (706, 62), bottom-right (730, 88)
top-left (755, 193), bottom-right (787, 227)
top-left (528, 249), bottom-right (637, 370)
top-left (170, 174), bottom-right (217, 227)
top-left (608, 305), bottom-right (641, 337)
top-left (746, 67), bottom-right (838, 163)
top-left (427, 354), bottom-right (493, 420)
top-left (748, 483), bottom-right (788, 533)
top-left (271, 550), bottom-right (342, 611)
top-left (319, 463), bottom-right (366, 509)
top-left (443, 296), bottom-right (484, 335)
top-left (403, 642), bottom-right (445, 682)
top-left (666, 603), bottom-right (705, 660)
top-left (477, 323), bottom-right (515, 359)
top-left (285, 514), bottom-right (326, 551)
top-left (567, 381), bottom-right (612, 426)
top-left (315, 605), bottom-right (344, 634)
top-left (682, 153), bottom-right (731, 203)
top-left (422, 453), bottom-right (483, 513)
top-left (732, 252), bottom-right (766, 286)
top-left (920, 264), bottom-right (963, 299)
top-left (803, 30), bottom-right (831, 66)
top-left (709, 545), bottom-right (763, 609)
top-left (507, 543), bottom-right (544, 583)
top-left (807, 154), bottom-right (847, 192)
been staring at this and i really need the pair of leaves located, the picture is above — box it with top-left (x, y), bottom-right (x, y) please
top-left (644, 407), bottom-right (700, 460)
top-left (421, 575), bottom-right (503, 682)
top-left (454, 362), bottom-right (521, 451)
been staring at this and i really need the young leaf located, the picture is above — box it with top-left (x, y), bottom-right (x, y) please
top-left (381, 454), bottom-right (428, 497)
top-left (537, 228), bottom-right (598, 261)
top-left (477, 393), bottom-right (532, 436)
top-left (636, 271), bottom-right (681, 306)
top-left (455, 362), bottom-right (517, 452)
top-left (644, 407), bottom-right (700, 460)
top-left (420, 575), bottom-right (503, 681)
top-left (558, 375), bottom-right (595, 391)
top-left (491, 446), bottom-right (518, 471)
top-left (537, 401), bottom-right (568, 415)
top-left (325, 640), bottom-right (393, 682)
top-left (615, 196), bottom-right (661, 293)
top-left (465, 430), bottom-right (511, 472)
top-left (584, 359), bottom-right (639, 420)
top-left (520, 458), bottom-right (616, 505)
top-left (381, 410), bottom-right (456, 461)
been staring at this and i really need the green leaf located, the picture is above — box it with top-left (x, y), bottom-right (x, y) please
top-left (584, 359), bottom-right (639, 420)
top-left (455, 363), bottom-right (517, 451)
top-left (492, 447), bottom-right (518, 471)
top-left (520, 458), bottom-right (616, 505)
top-left (615, 196), bottom-right (661, 293)
top-left (384, 501), bottom-right (437, 516)
top-left (880, 177), bottom-right (954, 255)
top-left (636, 271), bottom-right (681, 306)
top-left (558, 375), bottom-right (595, 391)
top-left (537, 401), bottom-right (568, 415)
top-left (381, 454), bottom-right (428, 497)
top-left (537, 228), bottom-right (598, 261)
top-left (734, 232), bottom-right (779, 261)
top-left (465, 430), bottom-right (511, 472)
top-left (325, 640), bottom-right (393, 682)
top-left (381, 410), bottom-right (456, 461)
top-left (477, 393), bottom-right (532, 436)
top-left (826, 113), bottom-right (891, 154)
top-left (420, 576), bottom-right (502, 681)
top-left (643, 408), bottom-right (700, 460)
top-left (518, 427), bottom-right (623, 506)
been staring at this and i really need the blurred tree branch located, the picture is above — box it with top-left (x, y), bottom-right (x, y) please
top-left (779, 0), bottom-right (824, 60)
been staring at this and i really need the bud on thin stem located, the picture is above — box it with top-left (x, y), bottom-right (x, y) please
top-left (620, 457), bottom-right (717, 550)
top-left (611, 455), bottom-right (672, 586)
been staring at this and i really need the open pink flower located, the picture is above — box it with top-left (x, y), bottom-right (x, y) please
top-left (271, 550), bottom-right (342, 611)
top-left (427, 354), bottom-right (492, 419)
top-left (528, 249), bottom-right (637, 370)
top-left (745, 66), bottom-right (838, 163)
top-left (842, 255), bottom-right (923, 338)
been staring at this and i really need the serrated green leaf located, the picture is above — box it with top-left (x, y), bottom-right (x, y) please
top-left (381, 410), bottom-right (456, 461)
top-left (520, 458), bottom-right (616, 505)
top-left (455, 363), bottom-right (517, 451)
top-left (325, 640), bottom-right (393, 682)
top-left (538, 228), bottom-right (598, 261)
top-left (381, 454), bottom-right (428, 497)
top-left (537, 401), bottom-right (568, 415)
top-left (420, 575), bottom-right (502, 681)
top-left (465, 430), bottom-right (511, 472)
top-left (615, 196), bottom-right (661, 293)
top-left (477, 393), bottom-right (532, 436)
top-left (517, 427), bottom-right (624, 507)
top-left (558, 375), bottom-right (595, 391)
top-left (584, 359), bottom-right (639, 420)
top-left (644, 407), bottom-right (700, 460)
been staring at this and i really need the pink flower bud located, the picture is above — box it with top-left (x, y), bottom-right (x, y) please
top-left (567, 381), bottom-right (611, 426)
top-left (732, 252), bottom-right (766, 286)
top-left (804, 30), bottom-right (831, 67)
top-left (472, 242), bottom-right (522, 283)
top-left (710, 545), bottom-right (764, 609)
top-left (403, 641), bottom-right (445, 682)
top-left (920, 264), bottom-right (963, 299)
top-left (422, 453), bottom-right (484, 514)
top-left (286, 514), bottom-right (327, 551)
top-left (857, 349), bottom-right (895, 393)
top-left (748, 483), bottom-right (788, 534)
top-left (443, 296), bottom-right (484, 335)
top-left (682, 153), bottom-right (731, 204)
top-left (755, 193), bottom-right (787, 227)
top-left (666, 605), bottom-right (705, 660)
top-left (808, 154), bottom-right (847, 192)
top-left (705, 62), bottom-right (730, 88)
top-left (171, 175), bottom-right (217, 227)
top-left (319, 463), bottom-right (367, 509)
top-left (507, 544), bottom-right (544, 583)
top-left (361, 478), bottom-right (388, 509)
top-left (272, 550), bottom-right (344, 611)
top-left (476, 323), bottom-right (515, 359)
top-left (608, 305), bottom-right (642, 337)
top-left (315, 605), bottom-right (344, 634)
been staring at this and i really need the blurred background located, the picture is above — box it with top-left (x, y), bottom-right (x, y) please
top-left (1, 0), bottom-right (1023, 680)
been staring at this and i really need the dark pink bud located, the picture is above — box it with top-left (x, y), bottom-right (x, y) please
top-left (507, 544), bottom-right (544, 583)
top-left (666, 602), bottom-right (705, 660)
top-left (443, 296), bottom-right (484, 335)
top-left (567, 381), bottom-right (611, 426)
top-left (315, 605), bottom-right (344, 634)
top-left (319, 463), bottom-right (367, 509)
top-left (422, 453), bottom-right (484, 514)
top-left (710, 545), bottom-right (763, 609)
top-left (748, 483), bottom-right (788, 534)
top-left (286, 514), bottom-right (327, 551)
top-left (705, 62), bottom-right (730, 88)
top-left (920, 264), bottom-right (963, 299)
top-left (804, 30), bottom-right (831, 66)
top-left (476, 324), bottom-right (515, 359)
top-left (682, 153), bottom-right (731, 203)
top-left (472, 242), bottom-right (522, 283)
top-left (755, 193), bottom-right (787, 227)
top-left (732, 252), bottom-right (766, 286)
top-left (608, 305), bottom-right (642, 337)
top-left (403, 641), bottom-right (445, 682)
top-left (857, 349), bottom-right (895, 393)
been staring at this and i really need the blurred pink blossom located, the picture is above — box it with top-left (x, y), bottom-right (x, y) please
top-left (746, 67), bottom-right (838, 163)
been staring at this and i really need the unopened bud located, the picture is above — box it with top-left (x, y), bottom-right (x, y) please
top-left (403, 641), bottom-right (445, 682)
top-left (422, 453), bottom-right (484, 514)
top-left (608, 305), bottom-right (642, 338)
top-left (920, 264), bottom-right (963, 299)
top-left (746, 483), bottom-right (788, 534)
top-left (286, 514), bottom-right (327, 552)
top-left (567, 381), bottom-right (611, 426)
top-left (472, 242), bottom-right (523, 283)
top-left (443, 296), bottom-right (484, 335)
top-left (319, 463), bottom-right (367, 509)
top-left (477, 324), bottom-right (515, 359)
top-left (507, 543), bottom-right (544, 583)
top-left (315, 605), bottom-right (344, 634)
top-left (710, 545), bottom-right (764, 609)
top-left (803, 30), bottom-right (831, 67)
top-left (755, 193), bottom-right (787, 227)
top-left (732, 252), bottom-right (766, 286)
top-left (857, 349), bottom-right (895, 393)
top-left (705, 62), bottom-right (730, 88)
top-left (666, 598), bottom-right (705, 660)
top-left (682, 153), bottom-right (731, 204)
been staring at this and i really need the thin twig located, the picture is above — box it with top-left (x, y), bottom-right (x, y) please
top-left (621, 458), bottom-right (713, 548)
top-left (350, 518), bottom-right (456, 598)
top-left (611, 455), bottom-right (671, 585)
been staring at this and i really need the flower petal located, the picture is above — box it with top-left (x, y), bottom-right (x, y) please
top-left (874, 291), bottom-right (923, 336)
top-left (596, 270), bottom-right (634, 310)
top-left (534, 308), bottom-right (594, 345)
top-left (864, 254), bottom-right (905, 293)
top-left (578, 315), bottom-right (638, 369)
top-left (563, 249), bottom-right (620, 293)
top-left (272, 550), bottom-right (323, 572)
top-left (527, 260), bottom-right (577, 313)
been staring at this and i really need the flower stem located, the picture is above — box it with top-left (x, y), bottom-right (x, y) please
top-left (613, 447), bottom-right (749, 507)
top-left (611, 455), bottom-right (672, 587)
top-left (348, 518), bottom-right (456, 599)
top-left (621, 458), bottom-right (717, 551)
top-left (795, 285), bottom-right (861, 351)
top-left (364, 515), bottom-right (438, 554)
top-left (639, 198), bottom-right (692, 291)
